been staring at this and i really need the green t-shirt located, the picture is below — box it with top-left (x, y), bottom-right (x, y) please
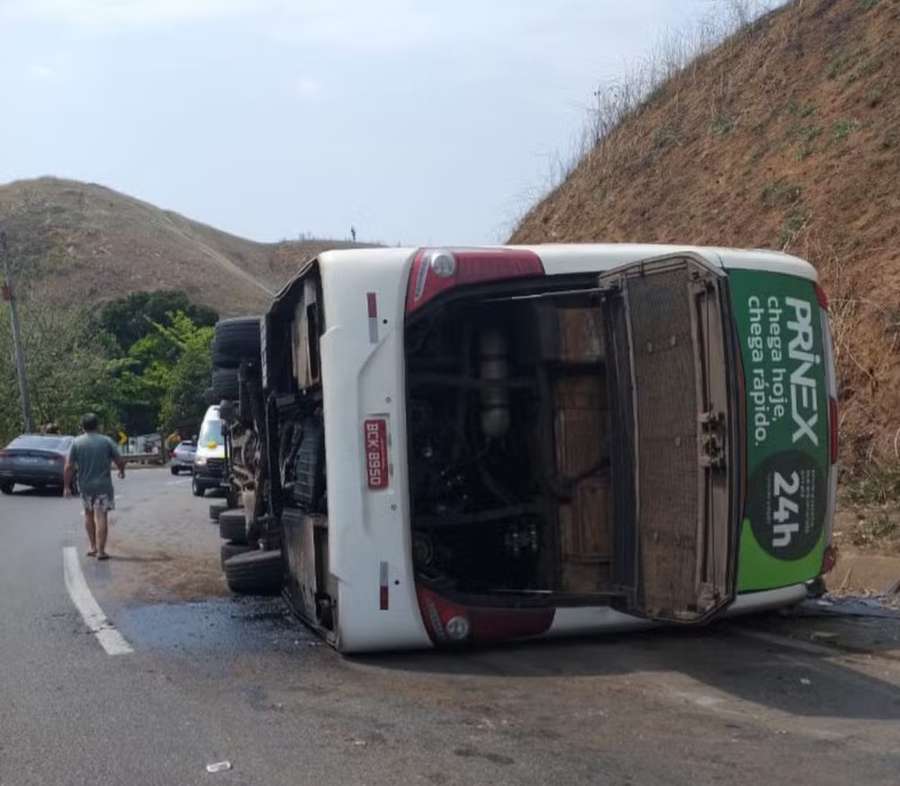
top-left (69, 433), bottom-right (120, 497)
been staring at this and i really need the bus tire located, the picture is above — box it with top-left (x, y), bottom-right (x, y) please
top-left (224, 550), bottom-right (282, 595)
top-left (219, 510), bottom-right (247, 542)
top-left (212, 317), bottom-right (261, 368)
top-left (221, 541), bottom-right (255, 568)
top-left (211, 367), bottom-right (240, 401)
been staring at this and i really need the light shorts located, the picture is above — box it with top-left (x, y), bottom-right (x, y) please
top-left (81, 492), bottom-right (115, 514)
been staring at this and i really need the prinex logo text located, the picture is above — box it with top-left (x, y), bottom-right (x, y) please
top-left (785, 296), bottom-right (820, 446)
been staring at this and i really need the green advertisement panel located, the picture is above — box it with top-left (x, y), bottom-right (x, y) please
top-left (728, 270), bottom-right (829, 591)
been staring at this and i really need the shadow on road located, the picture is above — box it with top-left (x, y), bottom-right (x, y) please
top-left (353, 610), bottom-right (900, 722)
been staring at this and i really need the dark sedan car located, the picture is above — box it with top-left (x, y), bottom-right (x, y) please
top-left (0, 434), bottom-right (74, 495)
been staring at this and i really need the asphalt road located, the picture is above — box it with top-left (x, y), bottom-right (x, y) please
top-left (2, 468), bottom-right (900, 786)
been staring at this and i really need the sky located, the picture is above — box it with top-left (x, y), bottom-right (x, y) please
top-left (0, 0), bottom-right (776, 246)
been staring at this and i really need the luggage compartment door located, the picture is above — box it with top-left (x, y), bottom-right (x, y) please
top-left (600, 254), bottom-right (737, 623)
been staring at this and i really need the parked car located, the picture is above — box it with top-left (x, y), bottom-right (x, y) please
top-left (170, 440), bottom-right (196, 475)
top-left (0, 434), bottom-right (75, 495)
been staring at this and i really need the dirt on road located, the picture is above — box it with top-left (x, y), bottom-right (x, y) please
top-left (90, 469), bottom-right (228, 604)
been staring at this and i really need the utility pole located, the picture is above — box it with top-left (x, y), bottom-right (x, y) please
top-left (1, 230), bottom-right (34, 433)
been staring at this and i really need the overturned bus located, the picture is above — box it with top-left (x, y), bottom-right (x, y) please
top-left (210, 244), bottom-right (838, 653)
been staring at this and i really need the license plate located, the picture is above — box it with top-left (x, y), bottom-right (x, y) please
top-left (364, 418), bottom-right (389, 490)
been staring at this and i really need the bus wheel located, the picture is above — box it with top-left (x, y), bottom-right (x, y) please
top-left (224, 550), bottom-right (281, 595)
top-left (221, 541), bottom-right (255, 568)
top-left (219, 510), bottom-right (247, 542)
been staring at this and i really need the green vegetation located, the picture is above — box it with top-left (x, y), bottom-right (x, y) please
top-left (850, 56), bottom-right (883, 82)
top-left (827, 46), bottom-right (881, 86)
top-left (844, 462), bottom-right (900, 506)
top-left (158, 314), bottom-right (215, 435)
top-left (827, 49), bottom-right (859, 80)
top-left (710, 113), bottom-right (736, 136)
top-left (651, 123), bottom-right (681, 151)
top-left (761, 180), bottom-right (802, 208)
top-left (794, 124), bottom-right (823, 158)
top-left (98, 290), bottom-right (217, 353)
top-left (851, 512), bottom-right (898, 547)
top-left (832, 119), bottom-right (861, 143)
top-left (779, 209), bottom-right (810, 247)
top-left (759, 180), bottom-right (810, 248)
top-left (0, 304), bottom-right (118, 440)
top-left (866, 87), bottom-right (883, 107)
top-left (784, 101), bottom-right (823, 158)
top-left (0, 290), bottom-right (216, 444)
top-left (786, 100), bottom-right (817, 118)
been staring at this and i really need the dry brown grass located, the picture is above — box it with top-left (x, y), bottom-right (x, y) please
top-left (512, 0), bottom-right (900, 474)
top-left (0, 176), bottom-right (363, 317)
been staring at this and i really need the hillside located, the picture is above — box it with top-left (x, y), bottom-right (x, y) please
top-left (0, 177), bottom-right (362, 316)
top-left (512, 0), bottom-right (899, 471)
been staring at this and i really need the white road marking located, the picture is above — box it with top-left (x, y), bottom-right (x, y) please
top-left (62, 547), bottom-right (134, 656)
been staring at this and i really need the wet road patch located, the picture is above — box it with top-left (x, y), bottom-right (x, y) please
top-left (115, 596), bottom-right (318, 655)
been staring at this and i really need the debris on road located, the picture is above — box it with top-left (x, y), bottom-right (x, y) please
top-left (205, 761), bottom-right (232, 773)
top-left (788, 596), bottom-right (900, 619)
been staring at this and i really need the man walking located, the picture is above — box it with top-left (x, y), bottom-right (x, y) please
top-left (64, 413), bottom-right (126, 560)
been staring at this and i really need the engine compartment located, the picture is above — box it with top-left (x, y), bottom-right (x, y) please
top-left (405, 285), bottom-right (618, 604)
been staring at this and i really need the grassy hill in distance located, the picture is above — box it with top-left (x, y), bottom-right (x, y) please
top-left (512, 0), bottom-right (899, 471)
top-left (0, 176), bottom-right (365, 316)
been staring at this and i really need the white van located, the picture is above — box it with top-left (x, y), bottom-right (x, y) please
top-left (192, 405), bottom-right (226, 497)
top-left (216, 244), bottom-right (837, 652)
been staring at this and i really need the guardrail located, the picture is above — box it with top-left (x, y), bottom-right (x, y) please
top-left (123, 452), bottom-right (166, 466)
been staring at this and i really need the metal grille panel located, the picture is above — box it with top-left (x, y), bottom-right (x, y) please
top-left (206, 458), bottom-right (226, 474)
top-left (627, 268), bottom-right (700, 618)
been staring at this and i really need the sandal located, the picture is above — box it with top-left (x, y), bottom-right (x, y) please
top-left (97, 553), bottom-right (109, 561)
top-left (86, 550), bottom-right (97, 557)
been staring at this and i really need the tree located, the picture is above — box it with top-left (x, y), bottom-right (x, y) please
top-left (0, 294), bottom-right (218, 446)
top-left (107, 310), bottom-right (214, 436)
top-left (158, 314), bottom-right (214, 436)
top-left (96, 291), bottom-right (217, 353)
top-left (0, 302), bottom-right (117, 442)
